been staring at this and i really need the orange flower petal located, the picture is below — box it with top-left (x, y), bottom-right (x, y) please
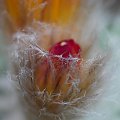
top-left (42, 0), bottom-right (80, 25)
top-left (5, 0), bottom-right (26, 28)
top-left (25, 0), bottom-right (43, 22)
top-left (5, 0), bottom-right (81, 28)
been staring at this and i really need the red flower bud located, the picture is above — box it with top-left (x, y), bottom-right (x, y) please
top-left (49, 39), bottom-right (81, 71)
top-left (49, 39), bottom-right (81, 58)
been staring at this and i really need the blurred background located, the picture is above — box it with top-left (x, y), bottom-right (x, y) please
top-left (0, 0), bottom-right (120, 120)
